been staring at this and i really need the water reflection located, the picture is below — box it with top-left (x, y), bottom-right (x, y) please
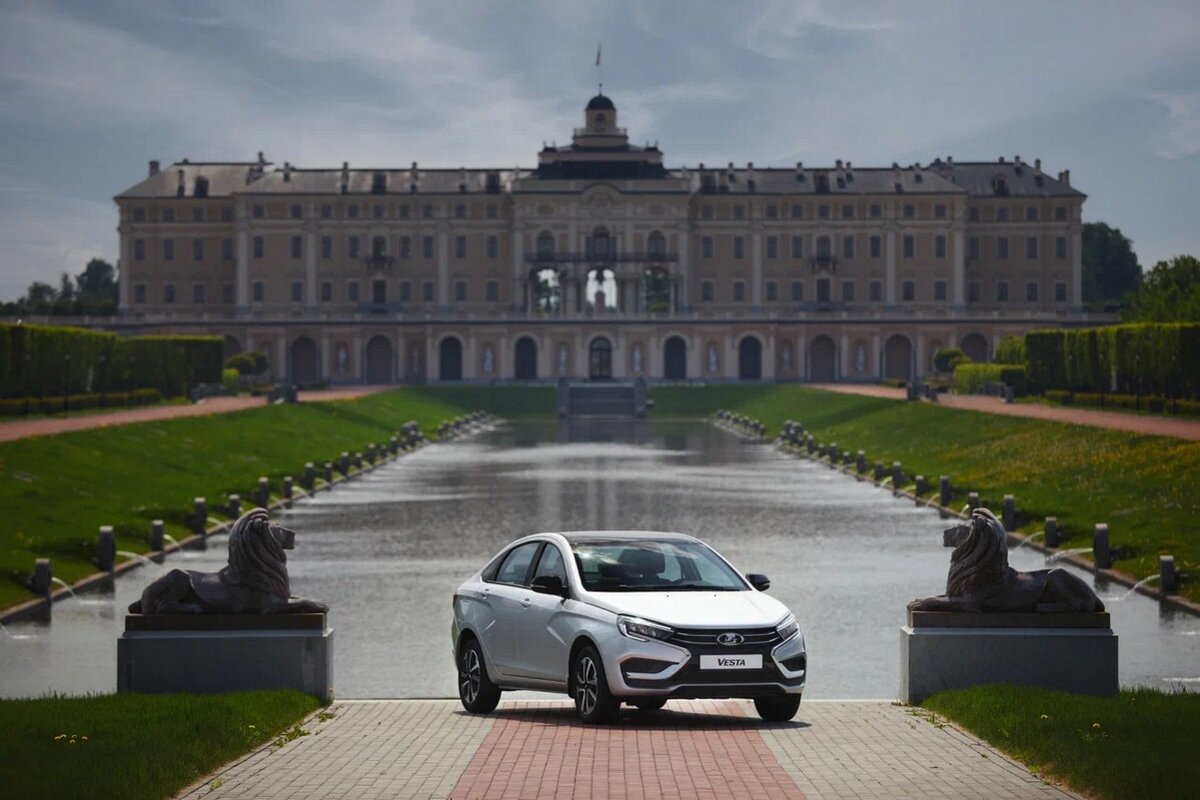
top-left (1, 420), bottom-right (1196, 699)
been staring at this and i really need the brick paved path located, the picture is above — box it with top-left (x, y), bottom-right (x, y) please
top-left (177, 700), bottom-right (1079, 800)
top-left (814, 383), bottom-right (1200, 441)
top-left (0, 386), bottom-right (386, 443)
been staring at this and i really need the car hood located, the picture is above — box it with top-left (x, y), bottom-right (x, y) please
top-left (582, 589), bottom-right (791, 628)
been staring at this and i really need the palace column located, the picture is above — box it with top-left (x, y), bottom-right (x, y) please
top-left (235, 202), bottom-right (250, 313)
top-left (751, 226), bottom-right (764, 308)
top-left (117, 223), bottom-right (131, 312)
top-left (304, 213), bottom-right (318, 311)
top-left (677, 229), bottom-right (690, 312)
top-left (952, 226), bottom-right (966, 307)
top-left (885, 226), bottom-right (897, 306)
top-left (437, 222), bottom-right (449, 311)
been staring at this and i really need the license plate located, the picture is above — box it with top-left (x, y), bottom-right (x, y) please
top-left (699, 654), bottom-right (762, 670)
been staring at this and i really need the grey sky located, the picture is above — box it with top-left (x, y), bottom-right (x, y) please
top-left (1, 0), bottom-right (1197, 300)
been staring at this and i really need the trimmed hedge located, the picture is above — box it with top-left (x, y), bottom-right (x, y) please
top-left (0, 324), bottom-right (221, 399)
top-left (953, 363), bottom-right (1027, 395)
top-left (1039, 390), bottom-right (1200, 417)
top-left (995, 335), bottom-right (1026, 366)
top-left (0, 388), bottom-right (161, 417)
top-left (1025, 323), bottom-right (1200, 398)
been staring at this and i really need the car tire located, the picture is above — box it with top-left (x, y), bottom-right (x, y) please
top-left (573, 645), bottom-right (620, 724)
top-left (631, 697), bottom-right (667, 712)
top-left (754, 694), bottom-right (801, 722)
top-left (458, 638), bottom-right (501, 714)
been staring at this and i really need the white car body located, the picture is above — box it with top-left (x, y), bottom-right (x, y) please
top-left (451, 531), bottom-right (807, 704)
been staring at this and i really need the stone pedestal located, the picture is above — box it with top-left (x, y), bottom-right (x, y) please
top-left (900, 610), bottom-right (1117, 704)
top-left (118, 613), bottom-right (333, 702)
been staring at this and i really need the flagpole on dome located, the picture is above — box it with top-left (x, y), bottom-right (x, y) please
top-left (595, 42), bottom-right (602, 95)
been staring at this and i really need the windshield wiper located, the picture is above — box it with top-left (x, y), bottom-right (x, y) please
top-left (640, 583), bottom-right (741, 592)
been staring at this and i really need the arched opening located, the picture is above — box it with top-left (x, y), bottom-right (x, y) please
top-left (530, 267), bottom-right (560, 315)
top-left (643, 266), bottom-right (670, 313)
top-left (809, 336), bottom-right (836, 382)
top-left (536, 231), bottom-right (555, 258)
top-left (585, 267), bottom-right (617, 312)
top-left (589, 337), bottom-right (612, 380)
top-left (439, 336), bottom-right (463, 381)
top-left (664, 336), bottom-right (687, 380)
top-left (884, 334), bottom-right (913, 381)
top-left (222, 335), bottom-right (242, 359)
top-left (647, 231), bottom-right (666, 258)
top-left (290, 336), bottom-right (319, 386)
top-left (588, 227), bottom-right (611, 260)
top-left (961, 333), bottom-right (989, 363)
top-left (738, 336), bottom-right (763, 380)
top-left (514, 337), bottom-right (538, 380)
top-left (365, 336), bottom-right (394, 384)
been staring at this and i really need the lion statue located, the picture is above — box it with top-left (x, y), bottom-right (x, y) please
top-left (129, 508), bottom-right (328, 615)
top-left (908, 507), bottom-right (1104, 613)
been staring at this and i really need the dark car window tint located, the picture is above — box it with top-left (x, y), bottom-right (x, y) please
top-left (495, 542), bottom-right (541, 586)
top-left (533, 544), bottom-right (567, 583)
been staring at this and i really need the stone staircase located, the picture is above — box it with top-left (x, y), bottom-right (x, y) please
top-left (557, 380), bottom-right (648, 418)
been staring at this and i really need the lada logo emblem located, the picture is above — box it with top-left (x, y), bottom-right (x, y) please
top-left (717, 632), bottom-right (744, 646)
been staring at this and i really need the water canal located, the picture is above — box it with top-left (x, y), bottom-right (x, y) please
top-left (2, 420), bottom-right (1197, 699)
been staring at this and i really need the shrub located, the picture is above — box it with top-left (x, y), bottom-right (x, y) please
top-left (1045, 389), bottom-right (1073, 404)
top-left (221, 368), bottom-right (240, 393)
top-left (953, 363), bottom-right (1027, 396)
top-left (994, 335), bottom-right (1027, 366)
top-left (933, 347), bottom-right (969, 374)
top-left (225, 351), bottom-right (269, 377)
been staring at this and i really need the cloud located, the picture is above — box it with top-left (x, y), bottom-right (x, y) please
top-left (1148, 91), bottom-right (1200, 158)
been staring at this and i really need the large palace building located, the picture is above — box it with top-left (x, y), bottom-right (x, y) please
top-left (114, 92), bottom-right (1094, 384)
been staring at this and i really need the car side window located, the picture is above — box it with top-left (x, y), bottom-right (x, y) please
top-left (494, 542), bottom-right (541, 586)
top-left (533, 544), bottom-right (567, 583)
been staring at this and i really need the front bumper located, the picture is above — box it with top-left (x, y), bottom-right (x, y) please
top-left (602, 629), bottom-right (807, 699)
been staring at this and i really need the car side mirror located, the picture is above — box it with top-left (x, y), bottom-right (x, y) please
top-left (531, 575), bottom-right (568, 598)
top-left (747, 573), bottom-right (771, 591)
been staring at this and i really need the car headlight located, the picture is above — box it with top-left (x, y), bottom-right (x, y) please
top-left (777, 615), bottom-right (800, 642)
top-left (617, 615), bottom-right (674, 642)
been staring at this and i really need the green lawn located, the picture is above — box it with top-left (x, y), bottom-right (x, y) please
top-left (651, 384), bottom-right (1200, 601)
top-left (0, 387), bottom-right (540, 611)
top-left (0, 690), bottom-right (319, 800)
top-left (922, 686), bottom-right (1200, 800)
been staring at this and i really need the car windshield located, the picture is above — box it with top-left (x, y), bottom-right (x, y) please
top-left (570, 539), bottom-right (747, 592)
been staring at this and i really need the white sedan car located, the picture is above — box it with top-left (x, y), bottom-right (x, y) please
top-left (451, 531), bottom-right (807, 723)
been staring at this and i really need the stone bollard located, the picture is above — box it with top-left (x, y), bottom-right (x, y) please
top-left (367, 443), bottom-right (376, 463)
top-left (31, 559), bottom-right (51, 597)
top-left (324, 462), bottom-right (334, 485)
top-left (354, 452), bottom-right (364, 469)
top-left (97, 526), bottom-right (116, 572)
top-left (303, 463), bottom-right (315, 492)
top-left (150, 520), bottom-right (164, 552)
top-left (806, 436), bottom-right (816, 454)
top-left (856, 451), bottom-right (867, 474)
top-left (1002, 495), bottom-right (1016, 531)
top-left (892, 462), bottom-right (903, 489)
top-left (256, 477), bottom-right (270, 509)
top-left (1159, 555), bottom-right (1177, 595)
top-left (967, 492), bottom-right (980, 512)
top-left (340, 452), bottom-right (350, 475)
top-left (939, 476), bottom-right (951, 507)
top-left (915, 475), bottom-right (928, 496)
top-left (1093, 523), bottom-right (1111, 570)
top-left (390, 436), bottom-right (400, 456)
top-left (874, 462), bottom-right (885, 482)
top-left (842, 451), bottom-right (851, 467)
top-left (282, 477), bottom-right (293, 507)
top-left (830, 443), bottom-right (838, 460)
top-left (192, 498), bottom-right (207, 536)
top-left (1044, 517), bottom-right (1059, 548)
top-left (227, 494), bottom-right (241, 519)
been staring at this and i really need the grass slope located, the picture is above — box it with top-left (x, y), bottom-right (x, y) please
top-left (0, 690), bottom-right (318, 800)
top-left (0, 388), bottom-right (483, 610)
top-left (923, 686), bottom-right (1200, 800)
top-left (650, 384), bottom-right (1200, 600)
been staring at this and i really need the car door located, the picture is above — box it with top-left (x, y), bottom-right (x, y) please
top-left (484, 541), bottom-right (542, 677)
top-left (510, 542), bottom-right (572, 683)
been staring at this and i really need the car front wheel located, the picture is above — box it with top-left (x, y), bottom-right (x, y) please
top-left (458, 638), bottom-right (501, 714)
top-left (573, 645), bottom-right (620, 724)
top-left (631, 697), bottom-right (667, 712)
top-left (754, 694), bottom-right (801, 722)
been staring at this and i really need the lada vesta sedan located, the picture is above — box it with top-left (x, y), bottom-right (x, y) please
top-left (451, 531), bottom-right (806, 723)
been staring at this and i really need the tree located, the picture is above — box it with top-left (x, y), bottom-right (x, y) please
top-left (1122, 255), bottom-right (1200, 322)
top-left (74, 258), bottom-right (118, 313)
top-left (1082, 222), bottom-right (1142, 310)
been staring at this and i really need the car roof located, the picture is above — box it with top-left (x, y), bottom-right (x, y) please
top-left (552, 530), bottom-right (700, 544)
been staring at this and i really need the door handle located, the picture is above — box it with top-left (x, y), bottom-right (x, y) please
top-left (521, 597), bottom-right (532, 607)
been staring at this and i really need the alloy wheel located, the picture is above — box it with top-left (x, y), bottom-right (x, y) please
top-left (461, 648), bottom-right (480, 704)
top-left (575, 655), bottom-right (598, 716)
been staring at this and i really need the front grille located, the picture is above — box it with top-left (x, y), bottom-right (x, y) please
top-left (668, 626), bottom-right (782, 650)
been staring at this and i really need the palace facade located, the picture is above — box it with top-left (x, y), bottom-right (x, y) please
top-left (114, 92), bottom-right (1096, 384)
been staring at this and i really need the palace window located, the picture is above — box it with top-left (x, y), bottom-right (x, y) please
top-left (869, 204), bottom-right (882, 218)
top-left (133, 284), bottom-right (146, 304)
top-left (1055, 206), bottom-right (1068, 221)
top-left (423, 236), bottom-right (434, 258)
top-left (422, 281), bottom-right (435, 301)
top-left (455, 235), bottom-right (466, 259)
top-left (291, 204), bottom-right (302, 219)
top-left (842, 235), bottom-right (855, 259)
top-left (422, 204), bottom-right (433, 218)
top-left (870, 236), bottom-right (881, 258)
top-left (455, 204), bottom-right (466, 219)
top-left (733, 236), bottom-right (745, 259)
top-left (374, 204), bottom-right (385, 219)
top-left (164, 239), bottom-right (175, 261)
top-left (192, 283), bottom-right (205, 304)
top-left (701, 205), bottom-right (714, 220)
top-left (766, 281), bottom-right (778, 301)
top-left (968, 207), bottom-right (980, 222)
top-left (1055, 282), bottom-right (1067, 302)
top-left (193, 238), bottom-right (204, 261)
top-left (486, 280), bottom-right (499, 302)
top-left (400, 236), bottom-right (411, 258)
top-left (869, 280), bottom-right (882, 302)
top-left (935, 235), bottom-right (946, 258)
top-left (733, 281), bottom-right (746, 302)
top-left (903, 204), bottom-right (915, 219)
top-left (996, 207), bottom-right (1009, 222)
top-left (1056, 237), bottom-right (1067, 259)
top-left (935, 204), bottom-right (947, 219)
top-left (253, 236), bottom-right (264, 259)
top-left (399, 204), bottom-right (411, 218)
top-left (902, 280), bottom-right (915, 302)
top-left (818, 204), bottom-right (830, 219)
top-left (252, 281), bottom-right (264, 302)
top-left (320, 281), bottom-right (332, 302)
top-left (291, 236), bottom-right (302, 258)
top-left (817, 236), bottom-right (831, 257)
top-left (222, 238), bottom-right (233, 261)
top-left (133, 208), bottom-right (146, 222)
top-left (701, 281), bottom-right (714, 302)
top-left (902, 235), bottom-right (914, 259)
top-left (733, 205), bottom-right (745, 219)
top-left (790, 204), bottom-right (804, 219)
top-left (163, 284), bottom-right (176, 304)
top-left (348, 204), bottom-right (360, 219)
top-left (842, 204), bottom-right (854, 219)
top-left (791, 281), bottom-right (804, 302)
top-left (997, 237), bottom-right (1009, 259)
top-left (291, 281), bottom-right (303, 302)
top-left (163, 208), bottom-right (176, 222)
top-left (347, 281), bottom-right (360, 302)
top-left (372, 236), bottom-right (387, 258)
top-left (192, 207), bottom-right (204, 222)
top-left (487, 204), bottom-right (498, 219)
top-left (968, 282), bottom-right (981, 303)
top-left (349, 237), bottom-right (360, 259)
top-left (222, 207), bottom-right (233, 222)
top-left (134, 240), bottom-right (145, 261)
top-left (1026, 206), bottom-right (1038, 221)
top-left (321, 204), bottom-right (332, 219)
top-left (702, 236), bottom-right (714, 259)
top-left (817, 278), bottom-right (831, 303)
top-left (321, 236), bottom-right (332, 259)
top-left (997, 281), bottom-right (1010, 302)
top-left (765, 205), bottom-right (778, 219)
top-left (1026, 282), bottom-right (1039, 302)
top-left (1026, 237), bottom-right (1038, 259)
top-left (766, 236), bottom-right (777, 259)
top-left (968, 237), bottom-right (980, 259)
top-left (400, 281), bottom-right (412, 302)
top-left (221, 283), bottom-right (234, 304)
top-left (842, 281), bottom-right (855, 302)
top-left (455, 281), bottom-right (467, 302)
top-left (487, 236), bottom-right (498, 259)
top-left (252, 205), bottom-right (263, 219)
top-left (791, 235), bottom-right (804, 258)
top-left (934, 280), bottom-right (947, 301)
